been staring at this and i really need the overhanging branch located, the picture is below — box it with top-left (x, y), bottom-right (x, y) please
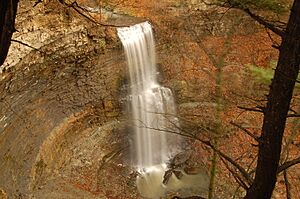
top-left (134, 121), bottom-right (253, 186)
top-left (230, 122), bottom-right (260, 143)
top-left (277, 156), bottom-right (300, 174)
top-left (243, 8), bottom-right (284, 37)
top-left (220, 156), bottom-right (249, 189)
top-left (201, 0), bottom-right (286, 37)
top-left (58, 0), bottom-right (128, 27)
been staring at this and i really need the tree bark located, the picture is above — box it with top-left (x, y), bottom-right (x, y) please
top-left (245, 0), bottom-right (300, 198)
top-left (0, 0), bottom-right (19, 66)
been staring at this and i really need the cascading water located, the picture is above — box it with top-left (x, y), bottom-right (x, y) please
top-left (117, 22), bottom-right (182, 169)
top-left (117, 22), bottom-right (209, 199)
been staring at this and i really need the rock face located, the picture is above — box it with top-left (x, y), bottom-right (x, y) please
top-left (0, 1), bottom-right (138, 198)
top-left (0, 35), bottom-right (133, 197)
top-left (0, 0), bottom-right (283, 198)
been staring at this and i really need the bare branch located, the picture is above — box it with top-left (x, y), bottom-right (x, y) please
top-left (97, 145), bottom-right (127, 172)
top-left (134, 118), bottom-right (253, 185)
top-left (220, 156), bottom-right (249, 190)
top-left (272, 44), bottom-right (280, 50)
top-left (288, 107), bottom-right (298, 114)
top-left (230, 122), bottom-right (260, 143)
top-left (201, 0), bottom-right (285, 37)
top-left (283, 170), bottom-right (291, 199)
top-left (189, 31), bottom-right (219, 67)
top-left (58, 0), bottom-right (129, 27)
top-left (287, 114), bottom-right (300, 118)
top-left (11, 39), bottom-right (42, 52)
top-left (206, 140), bottom-right (253, 185)
top-left (265, 28), bottom-right (280, 49)
top-left (243, 8), bottom-right (284, 37)
top-left (237, 106), bottom-right (264, 113)
top-left (277, 157), bottom-right (300, 174)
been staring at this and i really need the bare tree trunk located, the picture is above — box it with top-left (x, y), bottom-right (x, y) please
top-left (0, 0), bottom-right (19, 66)
top-left (245, 0), bottom-right (300, 198)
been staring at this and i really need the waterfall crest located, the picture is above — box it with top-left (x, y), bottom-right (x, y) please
top-left (117, 22), bottom-right (182, 169)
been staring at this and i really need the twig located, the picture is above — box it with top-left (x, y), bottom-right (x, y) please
top-left (237, 106), bottom-right (264, 113)
top-left (58, 0), bottom-right (129, 27)
top-left (11, 39), bottom-right (42, 52)
top-left (272, 44), bottom-right (280, 50)
top-left (283, 170), bottom-right (291, 199)
top-left (97, 146), bottom-right (126, 173)
top-left (265, 28), bottom-right (280, 49)
top-left (201, 0), bottom-right (285, 37)
top-left (230, 122), bottom-right (260, 142)
top-left (33, 0), bottom-right (43, 7)
top-left (220, 156), bottom-right (249, 190)
top-left (287, 114), bottom-right (300, 118)
top-left (277, 156), bottom-right (300, 174)
top-left (206, 140), bottom-right (253, 185)
top-left (289, 107), bottom-right (298, 114)
top-left (218, 6), bottom-right (233, 21)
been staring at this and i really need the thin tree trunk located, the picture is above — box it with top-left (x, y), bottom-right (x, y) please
top-left (208, 64), bottom-right (223, 199)
top-left (245, 0), bottom-right (300, 198)
top-left (0, 0), bottom-right (19, 66)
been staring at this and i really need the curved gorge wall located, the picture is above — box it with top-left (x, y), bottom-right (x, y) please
top-left (0, 0), bottom-right (281, 198)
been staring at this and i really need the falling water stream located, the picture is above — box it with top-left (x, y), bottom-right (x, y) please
top-left (117, 21), bottom-right (181, 168)
top-left (117, 22), bottom-right (209, 199)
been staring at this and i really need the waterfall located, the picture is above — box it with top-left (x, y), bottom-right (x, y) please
top-left (117, 22), bottom-right (209, 199)
top-left (117, 22), bottom-right (182, 169)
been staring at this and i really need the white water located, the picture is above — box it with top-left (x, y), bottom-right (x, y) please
top-left (117, 21), bottom-right (209, 199)
top-left (117, 22), bottom-right (182, 169)
top-left (136, 164), bottom-right (209, 199)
